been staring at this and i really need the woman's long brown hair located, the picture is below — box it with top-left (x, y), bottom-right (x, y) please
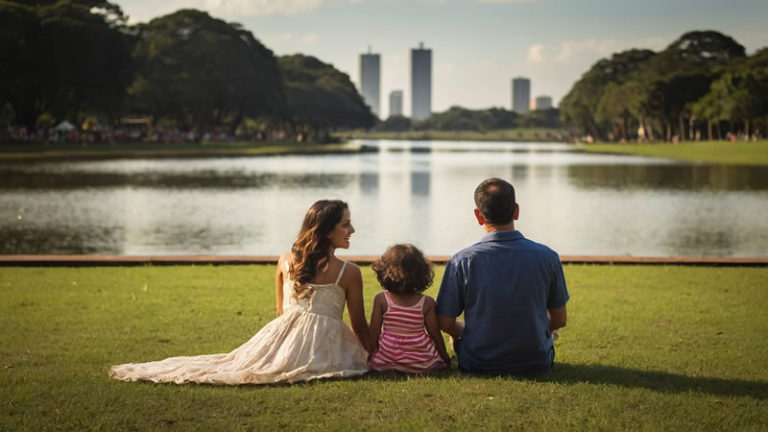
top-left (289, 200), bottom-right (348, 299)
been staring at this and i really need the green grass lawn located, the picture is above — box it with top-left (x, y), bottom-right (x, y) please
top-left (339, 128), bottom-right (566, 142)
top-left (581, 140), bottom-right (768, 166)
top-left (1, 264), bottom-right (767, 431)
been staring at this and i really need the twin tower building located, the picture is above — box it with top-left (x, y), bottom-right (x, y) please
top-left (359, 43), bottom-right (432, 120)
top-left (360, 44), bottom-right (554, 120)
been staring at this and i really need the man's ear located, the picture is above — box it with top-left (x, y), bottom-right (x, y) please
top-left (474, 208), bottom-right (485, 225)
top-left (513, 203), bottom-right (520, 221)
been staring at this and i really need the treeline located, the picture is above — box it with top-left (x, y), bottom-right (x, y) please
top-left (0, 1), bottom-right (374, 142)
top-left (559, 31), bottom-right (768, 142)
top-left (374, 106), bottom-right (561, 132)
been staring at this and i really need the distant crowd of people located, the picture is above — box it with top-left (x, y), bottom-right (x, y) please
top-left (3, 123), bottom-right (329, 144)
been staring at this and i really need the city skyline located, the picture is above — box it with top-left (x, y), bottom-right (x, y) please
top-left (511, 77), bottom-right (530, 114)
top-left (411, 43), bottom-right (432, 120)
top-left (359, 49), bottom-right (380, 117)
top-left (117, 0), bottom-right (768, 115)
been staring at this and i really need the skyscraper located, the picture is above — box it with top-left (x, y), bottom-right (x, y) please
top-left (410, 42), bottom-right (432, 120)
top-left (511, 77), bottom-right (531, 114)
top-left (535, 95), bottom-right (553, 110)
top-left (360, 48), bottom-right (380, 117)
top-left (389, 90), bottom-right (403, 117)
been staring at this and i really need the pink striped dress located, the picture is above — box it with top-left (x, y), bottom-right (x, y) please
top-left (368, 292), bottom-right (447, 373)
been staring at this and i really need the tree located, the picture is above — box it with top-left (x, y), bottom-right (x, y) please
top-left (277, 54), bottom-right (375, 141)
top-left (0, 0), bottom-right (134, 131)
top-left (693, 48), bottom-right (768, 138)
top-left (129, 9), bottom-right (284, 134)
top-left (560, 49), bottom-right (655, 140)
top-left (561, 31), bottom-right (749, 142)
top-left (415, 106), bottom-right (518, 131)
top-left (374, 115), bottom-right (412, 132)
top-left (630, 30), bottom-right (746, 141)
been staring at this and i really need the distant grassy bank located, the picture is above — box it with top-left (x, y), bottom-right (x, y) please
top-left (338, 128), bottom-right (566, 142)
top-left (4, 138), bottom-right (768, 167)
top-left (1, 264), bottom-right (767, 431)
top-left (581, 140), bottom-right (768, 166)
top-left (0, 140), bottom-right (358, 161)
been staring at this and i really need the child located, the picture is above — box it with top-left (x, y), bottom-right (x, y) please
top-left (368, 244), bottom-right (450, 373)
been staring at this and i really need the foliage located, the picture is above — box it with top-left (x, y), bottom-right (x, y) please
top-left (0, 0), bottom-right (134, 130)
top-left (373, 115), bottom-right (413, 132)
top-left (560, 49), bottom-right (655, 140)
top-left (415, 106), bottom-right (518, 131)
top-left (277, 54), bottom-right (375, 138)
top-left (1, 264), bottom-right (767, 430)
top-left (517, 107), bottom-right (562, 128)
top-left (561, 30), bottom-right (767, 142)
top-left (128, 9), bottom-right (283, 135)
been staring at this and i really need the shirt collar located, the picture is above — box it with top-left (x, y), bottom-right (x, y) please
top-left (477, 230), bottom-right (524, 244)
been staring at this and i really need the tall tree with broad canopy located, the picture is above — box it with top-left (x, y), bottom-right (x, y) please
top-left (560, 49), bottom-right (655, 140)
top-left (129, 9), bottom-right (284, 135)
top-left (277, 54), bottom-right (374, 141)
top-left (630, 30), bottom-right (746, 141)
top-left (0, 0), bottom-right (134, 131)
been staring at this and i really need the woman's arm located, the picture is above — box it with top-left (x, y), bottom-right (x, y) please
top-left (343, 264), bottom-right (372, 354)
top-left (368, 292), bottom-right (385, 358)
top-left (274, 253), bottom-right (290, 317)
top-left (424, 297), bottom-right (451, 366)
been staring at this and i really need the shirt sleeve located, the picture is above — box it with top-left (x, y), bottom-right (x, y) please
top-left (546, 254), bottom-right (570, 310)
top-left (435, 257), bottom-right (464, 318)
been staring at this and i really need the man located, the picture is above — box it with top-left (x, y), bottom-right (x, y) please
top-left (436, 177), bottom-right (569, 374)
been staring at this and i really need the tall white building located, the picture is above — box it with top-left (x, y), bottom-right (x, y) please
top-left (410, 42), bottom-right (432, 120)
top-left (511, 77), bottom-right (531, 114)
top-left (389, 90), bottom-right (403, 117)
top-left (360, 48), bottom-right (380, 117)
top-left (535, 95), bottom-right (553, 110)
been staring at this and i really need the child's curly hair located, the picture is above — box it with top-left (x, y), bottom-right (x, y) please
top-left (371, 244), bottom-right (434, 295)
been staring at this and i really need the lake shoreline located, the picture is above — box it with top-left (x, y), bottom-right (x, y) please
top-left (2, 139), bottom-right (767, 166)
top-left (0, 141), bottom-right (364, 161)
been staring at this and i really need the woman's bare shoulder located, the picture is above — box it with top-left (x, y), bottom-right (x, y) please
top-left (277, 253), bottom-right (293, 270)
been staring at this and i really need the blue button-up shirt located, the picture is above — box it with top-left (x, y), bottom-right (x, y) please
top-left (436, 230), bottom-right (569, 373)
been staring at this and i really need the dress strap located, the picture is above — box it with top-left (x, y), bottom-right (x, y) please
top-left (384, 291), bottom-right (393, 305)
top-left (415, 294), bottom-right (426, 309)
top-left (334, 261), bottom-right (348, 285)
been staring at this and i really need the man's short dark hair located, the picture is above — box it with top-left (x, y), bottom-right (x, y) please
top-left (474, 178), bottom-right (516, 225)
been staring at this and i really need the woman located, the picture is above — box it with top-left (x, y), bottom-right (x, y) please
top-left (109, 200), bottom-right (371, 384)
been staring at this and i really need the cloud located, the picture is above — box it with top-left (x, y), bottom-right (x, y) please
top-left (121, 0), bottom-right (361, 22)
top-left (475, 0), bottom-right (538, 4)
top-left (525, 36), bottom-right (668, 64)
top-left (300, 33), bottom-right (320, 44)
top-left (526, 44), bottom-right (545, 63)
top-left (261, 32), bottom-right (321, 46)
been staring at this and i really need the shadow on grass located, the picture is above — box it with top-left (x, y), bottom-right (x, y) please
top-left (120, 363), bottom-right (767, 400)
top-left (535, 363), bottom-right (768, 400)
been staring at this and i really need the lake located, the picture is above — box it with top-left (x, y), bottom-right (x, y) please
top-left (1, 140), bottom-right (767, 257)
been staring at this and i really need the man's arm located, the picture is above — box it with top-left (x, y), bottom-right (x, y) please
top-left (548, 305), bottom-right (567, 332)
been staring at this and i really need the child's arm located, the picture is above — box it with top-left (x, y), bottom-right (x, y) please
top-left (368, 292), bottom-right (385, 358)
top-left (423, 296), bottom-right (451, 366)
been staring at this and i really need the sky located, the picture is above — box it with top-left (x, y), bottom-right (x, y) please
top-left (116, 0), bottom-right (768, 117)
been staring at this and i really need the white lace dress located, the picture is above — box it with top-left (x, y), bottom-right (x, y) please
top-left (109, 262), bottom-right (369, 384)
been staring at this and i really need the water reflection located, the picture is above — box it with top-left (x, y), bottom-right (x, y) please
top-left (1, 141), bottom-right (766, 257)
top-left (567, 164), bottom-right (768, 191)
top-left (0, 169), bottom-right (354, 190)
